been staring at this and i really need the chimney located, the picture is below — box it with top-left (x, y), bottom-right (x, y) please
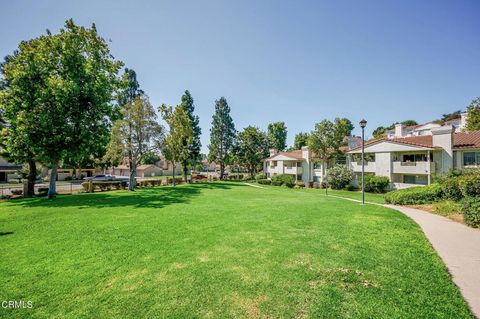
top-left (394, 123), bottom-right (404, 137)
top-left (301, 146), bottom-right (310, 160)
top-left (431, 125), bottom-right (454, 173)
top-left (460, 112), bottom-right (468, 131)
top-left (269, 148), bottom-right (278, 157)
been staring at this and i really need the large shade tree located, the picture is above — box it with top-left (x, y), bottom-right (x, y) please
top-left (267, 122), bottom-right (287, 151)
top-left (179, 90), bottom-right (201, 182)
top-left (308, 118), bottom-right (351, 177)
top-left (235, 126), bottom-right (269, 178)
top-left (208, 97), bottom-right (236, 179)
top-left (160, 104), bottom-right (192, 186)
top-left (106, 95), bottom-right (164, 190)
top-left (0, 19), bottom-right (123, 198)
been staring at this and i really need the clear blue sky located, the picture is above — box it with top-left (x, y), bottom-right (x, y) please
top-left (1, 0), bottom-right (479, 152)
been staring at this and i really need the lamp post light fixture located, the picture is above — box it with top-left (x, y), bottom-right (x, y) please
top-left (359, 119), bottom-right (367, 205)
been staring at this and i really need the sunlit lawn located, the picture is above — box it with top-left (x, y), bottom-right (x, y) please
top-left (0, 182), bottom-right (471, 318)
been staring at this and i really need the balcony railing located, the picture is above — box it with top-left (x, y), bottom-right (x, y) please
top-left (392, 161), bottom-right (435, 174)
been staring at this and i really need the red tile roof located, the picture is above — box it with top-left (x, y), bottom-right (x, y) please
top-left (454, 131), bottom-right (480, 149)
top-left (349, 131), bottom-right (480, 151)
top-left (267, 150), bottom-right (303, 160)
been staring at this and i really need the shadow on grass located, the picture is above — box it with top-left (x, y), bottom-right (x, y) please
top-left (0, 231), bottom-right (14, 236)
top-left (14, 182), bottom-right (239, 210)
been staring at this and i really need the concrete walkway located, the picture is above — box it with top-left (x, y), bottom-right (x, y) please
top-left (385, 205), bottom-right (480, 318)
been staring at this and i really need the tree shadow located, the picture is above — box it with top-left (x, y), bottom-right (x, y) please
top-left (0, 231), bottom-right (14, 236)
top-left (15, 182), bottom-right (239, 210)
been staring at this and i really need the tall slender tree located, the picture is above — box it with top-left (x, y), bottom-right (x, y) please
top-left (180, 90), bottom-right (201, 182)
top-left (208, 97), bottom-right (236, 179)
top-left (267, 122), bottom-right (287, 151)
top-left (160, 104), bottom-right (192, 186)
top-left (106, 95), bottom-right (164, 190)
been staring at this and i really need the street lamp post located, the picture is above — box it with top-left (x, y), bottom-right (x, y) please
top-left (359, 119), bottom-right (367, 205)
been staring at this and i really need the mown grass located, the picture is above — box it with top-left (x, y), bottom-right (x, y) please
top-left (0, 182), bottom-right (472, 318)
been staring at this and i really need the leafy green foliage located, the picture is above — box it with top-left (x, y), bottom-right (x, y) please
top-left (292, 132), bottom-right (309, 150)
top-left (257, 178), bottom-right (271, 185)
top-left (465, 97), bottom-right (480, 131)
top-left (440, 177), bottom-right (463, 201)
top-left (0, 19), bottom-right (123, 198)
top-left (267, 122), bottom-right (287, 151)
top-left (362, 175), bottom-right (390, 193)
top-left (140, 151), bottom-right (161, 165)
top-left (460, 197), bottom-right (480, 228)
top-left (160, 104), bottom-right (193, 185)
top-left (459, 175), bottom-right (480, 198)
top-left (208, 97), bottom-right (236, 179)
top-left (180, 90), bottom-right (202, 179)
top-left (325, 165), bottom-right (354, 190)
top-left (108, 95), bottom-right (164, 189)
top-left (255, 172), bottom-right (266, 181)
top-left (384, 184), bottom-right (444, 205)
top-left (235, 126), bottom-right (269, 178)
top-left (271, 174), bottom-right (295, 187)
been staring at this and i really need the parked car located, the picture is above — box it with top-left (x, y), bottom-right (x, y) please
top-left (84, 174), bottom-right (115, 181)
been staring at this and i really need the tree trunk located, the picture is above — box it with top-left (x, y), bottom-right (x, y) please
top-left (183, 165), bottom-right (188, 183)
top-left (220, 163), bottom-right (225, 180)
top-left (172, 162), bottom-right (176, 186)
top-left (128, 159), bottom-right (136, 191)
top-left (26, 160), bottom-right (36, 197)
top-left (47, 163), bottom-right (57, 199)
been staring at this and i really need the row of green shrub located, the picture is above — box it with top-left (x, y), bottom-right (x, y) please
top-left (325, 165), bottom-right (390, 193)
top-left (385, 170), bottom-right (480, 227)
top-left (255, 173), bottom-right (295, 188)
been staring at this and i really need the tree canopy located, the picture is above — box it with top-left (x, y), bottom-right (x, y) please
top-left (106, 95), bottom-right (164, 190)
top-left (180, 90), bottom-right (201, 181)
top-left (160, 104), bottom-right (193, 185)
top-left (267, 122), bottom-right (287, 151)
top-left (0, 19), bottom-right (123, 198)
top-left (466, 98), bottom-right (480, 131)
top-left (235, 126), bottom-right (269, 178)
top-left (292, 132), bottom-right (309, 150)
top-left (208, 97), bottom-right (236, 179)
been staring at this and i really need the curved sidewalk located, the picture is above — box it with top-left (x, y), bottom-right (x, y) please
top-left (385, 205), bottom-right (480, 318)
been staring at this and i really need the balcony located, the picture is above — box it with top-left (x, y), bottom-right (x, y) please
top-left (284, 166), bottom-right (303, 175)
top-left (392, 161), bottom-right (435, 174)
top-left (349, 161), bottom-right (376, 173)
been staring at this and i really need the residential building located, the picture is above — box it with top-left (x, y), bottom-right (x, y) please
top-left (386, 113), bottom-right (466, 138)
top-left (108, 164), bottom-right (164, 178)
top-left (347, 127), bottom-right (480, 189)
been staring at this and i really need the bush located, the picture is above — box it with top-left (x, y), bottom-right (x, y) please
top-left (440, 177), bottom-right (463, 201)
top-left (271, 174), bottom-right (295, 188)
top-left (384, 184), bottom-right (444, 205)
top-left (459, 175), bottom-right (480, 198)
top-left (255, 172), bottom-right (266, 182)
top-left (362, 175), bottom-right (390, 193)
top-left (257, 179), bottom-right (271, 185)
top-left (325, 165), bottom-right (354, 190)
top-left (461, 197), bottom-right (480, 228)
top-left (295, 181), bottom-right (305, 188)
top-left (11, 189), bottom-right (23, 196)
top-left (345, 183), bottom-right (358, 191)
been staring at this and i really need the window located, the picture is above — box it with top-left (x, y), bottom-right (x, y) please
top-left (464, 152), bottom-right (480, 166)
top-left (403, 175), bottom-right (428, 185)
top-left (271, 161), bottom-right (277, 167)
top-left (313, 161), bottom-right (322, 169)
top-left (401, 154), bottom-right (429, 162)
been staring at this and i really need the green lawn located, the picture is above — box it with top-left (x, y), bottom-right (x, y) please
top-left (0, 182), bottom-right (472, 318)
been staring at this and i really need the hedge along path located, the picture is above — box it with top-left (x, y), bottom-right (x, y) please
top-left (323, 192), bottom-right (480, 318)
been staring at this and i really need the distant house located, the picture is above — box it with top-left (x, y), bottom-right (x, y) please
top-left (110, 164), bottom-right (163, 178)
top-left (386, 113), bottom-right (466, 139)
top-left (0, 156), bottom-right (22, 183)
